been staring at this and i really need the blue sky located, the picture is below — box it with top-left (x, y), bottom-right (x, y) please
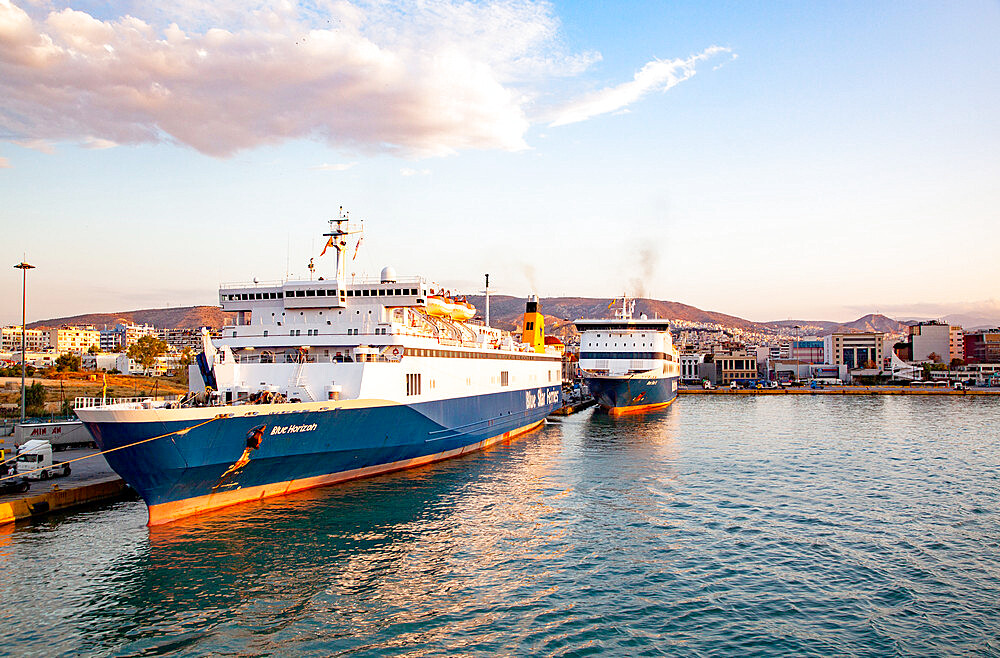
top-left (1, 0), bottom-right (998, 326)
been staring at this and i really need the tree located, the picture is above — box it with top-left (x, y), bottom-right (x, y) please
top-left (176, 347), bottom-right (193, 384)
top-left (88, 344), bottom-right (100, 355)
top-left (927, 352), bottom-right (942, 364)
top-left (127, 335), bottom-right (168, 373)
top-left (23, 382), bottom-right (45, 416)
top-left (950, 357), bottom-right (965, 369)
top-left (55, 353), bottom-right (81, 372)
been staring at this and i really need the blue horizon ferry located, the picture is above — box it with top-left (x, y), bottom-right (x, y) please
top-left (76, 210), bottom-right (562, 525)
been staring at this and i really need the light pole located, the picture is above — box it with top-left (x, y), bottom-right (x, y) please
top-left (14, 261), bottom-right (35, 423)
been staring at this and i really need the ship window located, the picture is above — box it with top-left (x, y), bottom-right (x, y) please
top-left (306, 289), bottom-right (316, 297)
top-left (500, 371), bottom-right (509, 386)
top-left (378, 289), bottom-right (386, 296)
top-left (362, 290), bottom-right (370, 296)
top-left (329, 290), bottom-right (336, 296)
top-left (263, 330), bottom-right (268, 337)
top-left (406, 373), bottom-right (421, 396)
top-left (316, 289), bottom-right (326, 296)
top-left (525, 322), bottom-right (534, 330)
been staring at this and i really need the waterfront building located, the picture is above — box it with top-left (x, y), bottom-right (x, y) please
top-left (1, 326), bottom-right (50, 353)
top-left (909, 321), bottom-right (950, 363)
top-left (964, 329), bottom-right (1000, 364)
top-left (711, 348), bottom-right (758, 385)
top-left (790, 340), bottom-right (825, 364)
top-left (48, 325), bottom-right (100, 355)
top-left (680, 353), bottom-right (705, 383)
top-left (949, 326), bottom-right (964, 363)
top-left (823, 332), bottom-right (884, 369)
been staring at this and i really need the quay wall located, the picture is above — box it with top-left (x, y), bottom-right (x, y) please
top-left (0, 476), bottom-right (129, 525)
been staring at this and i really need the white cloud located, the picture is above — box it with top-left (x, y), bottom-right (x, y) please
top-left (400, 167), bottom-right (430, 176)
top-left (549, 46), bottom-right (730, 127)
top-left (82, 136), bottom-right (117, 149)
top-left (0, 156), bottom-right (9, 168)
top-left (312, 162), bottom-right (357, 171)
top-left (12, 138), bottom-right (55, 153)
top-left (0, 1), bottom-right (729, 158)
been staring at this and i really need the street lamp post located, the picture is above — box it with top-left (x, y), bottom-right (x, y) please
top-left (14, 261), bottom-right (35, 423)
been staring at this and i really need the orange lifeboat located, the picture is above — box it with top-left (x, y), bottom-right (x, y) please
top-left (450, 299), bottom-right (475, 321)
top-left (425, 295), bottom-right (449, 317)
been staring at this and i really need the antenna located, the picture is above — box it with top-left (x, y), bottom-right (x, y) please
top-left (484, 273), bottom-right (490, 327)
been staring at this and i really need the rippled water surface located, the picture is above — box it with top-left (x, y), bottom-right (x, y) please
top-left (3, 396), bottom-right (1000, 656)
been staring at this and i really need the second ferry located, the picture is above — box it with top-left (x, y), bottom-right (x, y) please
top-left (575, 297), bottom-right (680, 414)
top-left (75, 210), bottom-right (562, 525)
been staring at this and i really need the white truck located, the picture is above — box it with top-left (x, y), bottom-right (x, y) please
top-left (15, 440), bottom-right (72, 480)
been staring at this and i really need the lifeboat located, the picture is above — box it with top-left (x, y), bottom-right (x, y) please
top-left (425, 295), bottom-right (449, 317)
top-left (450, 300), bottom-right (475, 321)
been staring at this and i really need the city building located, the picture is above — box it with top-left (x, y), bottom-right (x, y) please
top-left (48, 325), bottom-right (100, 355)
top-left (949, 326), bottom-right (964, 363)
top-left (712, 349), bottom-right (758, 385)
top-left (1, 326), bottom-right (50, 353)
top-left (156, 327), bottom-right (219, 353)
top-left (100, 323), bottom-right (158, 352)
top-left (964, 329), bottom-right (1000, 364)
top-left (823, 332), bottom-right (884, 369)
top-left (680, 353), bottom-right (706, 383)
top-left (909, 321), bottom-right (950, 363)
top-left (82, 353), bottom-right (122, 371)
top-left (115, 352), bottom-right (182, 376)
top-left (790, 340), bottom-right (825, 364)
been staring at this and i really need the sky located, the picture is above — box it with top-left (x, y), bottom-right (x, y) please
top-left (1, 0), bottom-right (998, 326)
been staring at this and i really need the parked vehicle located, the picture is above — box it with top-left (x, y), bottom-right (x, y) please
top-left (15, 440), bottom-right (72, 480)
top-left (0, 477), bottom-right (30, 495)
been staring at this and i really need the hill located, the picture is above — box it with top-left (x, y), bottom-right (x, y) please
top-left (28, 300), bottom-right (912, 340)
top-left (467, 296), bottom-right (756, 331)
top-left (29, 306), bottom-right (234, 330)
top-left (763, 313), bottom-right (909, 336)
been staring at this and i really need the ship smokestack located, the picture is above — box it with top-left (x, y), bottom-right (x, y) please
top-left (521, 295), bottom-right (545, 353)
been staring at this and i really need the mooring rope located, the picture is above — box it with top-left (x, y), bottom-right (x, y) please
top-left (0, 416), bottom-right (220, 483)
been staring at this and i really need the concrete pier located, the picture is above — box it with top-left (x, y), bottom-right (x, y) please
top-left (0, 447), bottom-right (130, 525)
top-left (550, 397), bottom-right (597, 415)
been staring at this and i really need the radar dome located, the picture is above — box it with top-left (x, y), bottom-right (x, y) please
top-left (380, 266), bottom-right (397, 283)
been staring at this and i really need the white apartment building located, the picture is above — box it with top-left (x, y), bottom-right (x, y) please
top-left (1, 326), bottom-right (50, 353)
top-left (48, 326), bottom-right (100, 355)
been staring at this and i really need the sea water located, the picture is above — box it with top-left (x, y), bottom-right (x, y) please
top-left (2, 395), bottom-right (999, 656)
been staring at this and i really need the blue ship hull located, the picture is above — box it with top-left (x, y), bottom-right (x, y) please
top-left (82, 386), bottom-right (561, 524)
top-left (585, 375), bottom-right (678, 413)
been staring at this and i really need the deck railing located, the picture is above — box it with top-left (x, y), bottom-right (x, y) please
top-left (73, 397), bottom-right (157, 410)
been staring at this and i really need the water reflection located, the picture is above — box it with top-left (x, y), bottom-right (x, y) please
top-left (56, 424), bottom-right (571, 655)
top-left (1, 398), bottom-right (1000, 656)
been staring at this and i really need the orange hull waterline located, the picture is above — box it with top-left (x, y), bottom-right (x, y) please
top-left (146, 419), bottom-right (545, 526)
top-left (604, 397), bottom-right (677, 416)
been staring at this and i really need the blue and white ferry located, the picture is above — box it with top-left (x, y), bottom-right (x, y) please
top-left (75, 210), bottom-right (562, 525)
top-left (575, 297), bottom-right (680, 414)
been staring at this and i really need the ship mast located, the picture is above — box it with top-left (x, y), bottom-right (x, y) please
top-left (614, 294), bottom-right (634, 320)
top-left (323, 207), bottom-right (363, 292)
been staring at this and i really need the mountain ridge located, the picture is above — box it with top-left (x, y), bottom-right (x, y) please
top-left (27, 300), bottom-right (911, 338)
